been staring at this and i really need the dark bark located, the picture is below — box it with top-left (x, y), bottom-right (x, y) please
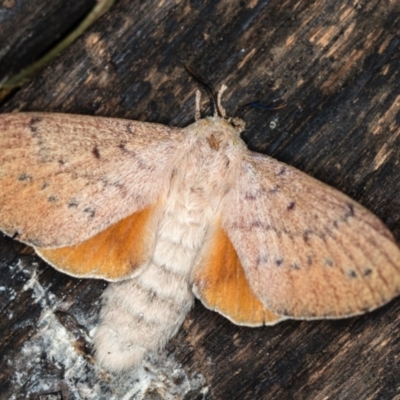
top-left (0, 0), bottom-right (96, 81)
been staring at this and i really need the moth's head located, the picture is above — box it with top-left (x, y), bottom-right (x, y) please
top-left (190, 83), bottom-right (246, 139)
top-left (204, 115), bottom-right (245, 135)
top-left (187, 115), bottom-right (246, 150)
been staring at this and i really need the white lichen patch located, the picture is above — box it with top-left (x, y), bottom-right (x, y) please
top-left (22, 267), bottom-right (51, 306)
top-left (7, 259), bottom-right (208, 399)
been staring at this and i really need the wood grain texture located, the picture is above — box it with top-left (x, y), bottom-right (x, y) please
top-left (0, 0), bottom-right (399, 399)
top-left (0, 0), bottom-right (96, 81)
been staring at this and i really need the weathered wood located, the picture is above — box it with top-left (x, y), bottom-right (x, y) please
top-left (0, 0), bottom-right (399, 398)
top-left (0, 0), bottom-right (96, 81)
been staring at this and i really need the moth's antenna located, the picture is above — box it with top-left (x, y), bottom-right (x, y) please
top-left (195, 90), bottom-right (202, 121)
top-left (217, 84), bottom-right (228, 119)
top-left (184, 65), bottom-right (222, 117)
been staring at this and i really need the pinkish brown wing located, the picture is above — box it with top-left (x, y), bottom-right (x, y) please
top-left (0, 112), bottom-right (181, 248)
top-left (222, 151), bottom-right (400, 319)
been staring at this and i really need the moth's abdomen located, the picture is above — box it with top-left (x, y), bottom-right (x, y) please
top-left (94, 268), bottom-right (194, 371)
top-left (94, 210), bottom-right (204, 371)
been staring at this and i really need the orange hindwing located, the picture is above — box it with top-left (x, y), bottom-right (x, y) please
top-left (192, 227), bottom-right (283, 326)
top-left (37, 206), bottom-right (157, 280)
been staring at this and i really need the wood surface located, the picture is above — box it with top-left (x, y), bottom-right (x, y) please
top-left (0, 0), bottom-right (96, 82)
top-left (0, 0), bottom-right (399, 399)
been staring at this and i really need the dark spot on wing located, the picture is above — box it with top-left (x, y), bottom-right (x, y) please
top-left (325, 258), bottom-right (334, 267)
top-left (12, 231), bottom-right (20, 239)
top-left (245, 192), bottom-right (257, 201)
top-left (244, 188), bottom-right (266, 201)
top-left (225, 157), bottom-right (230, 167)
top-left (137, 158), bottom-right (153, 171)
top-left (277, 166), bottom-right (286, 176)
top-left (41, 182), bottom-right (49, 190)
top-left (92, 146), bottom-right (101, 159)
top-left (256, 254), bottom-right (269, 265)
top-left (30, 116), bottom-right (43, 123)
top-left (251, 220), bottom-right (265, 229)
top-left (346, 203), bottom-right (355, 218)
top-left (68, 198), bottom-right (79, 208)
top-left (29, 125), bottom-right (38, 136)
top-left (112, 182), bottom-right (128, 198)
top-left (303, 230), bottom-right (310, 244)
top-left (307, 255), bottom-right (313, 265)
top-left (305, 311), bottom-right (318, 318)
top-left (29, 116), bottom-right (42, 135)
top-left (58, 159), bottom-right (66, 165)
top-left (48, 196), bottom-right (57, 203)
top-left (18, 173), bottom-right (32, 181)
top-left (287, 201), bottom-right (296, 211)
top-left (363, 268), bottom-right (373, 277)
top-left (126, 123), bottom-right (137, 135)
top-left (347, 269), bottom-right (357, 278)
top-left (276, 307), bottom-right (291, 316)
top-left (275, 258), bottom-right (283, 266)
top-left (118, 142), bottom-right (136, 157)
top-left (118, 143), bottom-right (130, 155)
top-left (99, 177), bottom-right (110, 187)
top-left (269, 186), bottom-right (279, 194)
top-left (83, 207), bottom-right (96, 218)
top-left (231, 222), bottom-right (245, 231)
top-left (291, 263), bottom-right (301, 270)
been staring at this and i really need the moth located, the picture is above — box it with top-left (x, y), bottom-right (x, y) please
top-left (0, 86), bottom-right (399, 372)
